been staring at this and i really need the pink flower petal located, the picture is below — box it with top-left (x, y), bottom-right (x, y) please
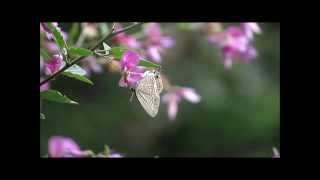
top-left (126, 36), bottom-right (141, 49)
top-left (48, 136), bottom-right (83, 157)
top-left (147, 46), bottom-right (161, 62)
top-left (44, 54), bottom-right (64, 76)
top-left (241, 46), bottom-right (257, 61)
top-left (114, 24), bottom-right (140, 49)
top-left (242, 23), bottom-right (261, 37)
top-left (145, 23), bottom-right (162, 38)
top-left (118, 76), bottom-right (128, 87)
top-left (118, 67), bottom-right (144, 88)
top-left (180, 88), bottom-right (201, 103)
top-left (162, 92), bottom-right (182, 121)
top-left (167, 100), bottom-right (178, 121)
top-left (126, 71), bottom-right (143, 87)
top-left (83, 56), bottom-right (103, 76)
top-left (40, 82), bottom-right (50, 92)
top-left (223, 57), bottom-right (233, 69)
top-left (45, 42), bottom-right (59, 53)
top-left (161, 36), bottom-right (174, 48)
top-left (226, 26), bottom-right (245, 37)
top-left (120, 51), bottom-right (140, 71)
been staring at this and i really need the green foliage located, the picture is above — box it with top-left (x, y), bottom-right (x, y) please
top-left (40, 49), bottom-right (50, 61)
top-left (68, 47), bottom-right (93, 56)
top-left (41, 90), bottom-right (78, 105)
top-left (139, 59), bottom-right (161, 68)
top-left (62, 64), bottom-right (93, 85)
top-left (110, 46), bottom-right (128, 59)
top-left (48, 23), bottom-right (68, 53)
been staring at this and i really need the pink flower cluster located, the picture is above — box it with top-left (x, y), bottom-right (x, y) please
top-left (40, 82), bottom-right (50, 92)
top-left (82, 56), bottom-right (103, 76)
top-left (162, 87), bottom-right (201, 120)
top-left (43, 54), bottom-right (65, 76)
top-left (48, 136), bottom-right (87, 157)
top-left (208, 23), bottom-right (261, 69)
top-left (40, 22), bottom-right (67, 41)
top-left (118, 50), bottom-right (144, 88)
top-left (40, 22), bottom-right (67, 54)
top-left (114, 23), bottom-right (141, 49)
top-left (114, 23), bottom-right (174, 63)
top-left (48, 136), bottom-right (122, 158)
top-left (81, 23), bottom-right (99, 38)
top-left (142, 23), bottom-right (174, 63)
top-left (40, 54), bottom-right (65, 92)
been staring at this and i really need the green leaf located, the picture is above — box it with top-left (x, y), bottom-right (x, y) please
top-left (40, 49), bottom-right (50, 61)
top-left (48, 23), bottom-right (67, 52)
top-left (99, 23), bottom-right (109, 35)
top-left (41, 90), bottom-right (78, 105)
top-left (62, 72), bottom-right (93, 85)
top-left (68, 47), bottom-right (93, 56)
top-left (64, 64), bottom-right (86, 75)
top-left (139, 59), bottom-right (161, 68)
top-left (110, 46), bottom-right (128, 59)
top-left (62, 64), bottom-right (93, 85)
top-left (40, 113), bottom-right (46, 119)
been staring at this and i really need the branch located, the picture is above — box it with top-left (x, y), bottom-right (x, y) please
top-left (40, 22), bottom-right (143, 86)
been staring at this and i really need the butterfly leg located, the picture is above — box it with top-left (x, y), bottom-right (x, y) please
top-left (129, 88), bottom-right (135, 103)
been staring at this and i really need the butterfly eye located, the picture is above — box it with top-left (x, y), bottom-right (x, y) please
top-left (155, 75), bottom-right (159, 79)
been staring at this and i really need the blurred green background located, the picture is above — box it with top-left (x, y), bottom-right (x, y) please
top-left (40, 23), bottom-right (279, 157)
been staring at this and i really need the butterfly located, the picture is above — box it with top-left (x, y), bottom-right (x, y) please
top-left (131, 69), bottom-right (163, 117)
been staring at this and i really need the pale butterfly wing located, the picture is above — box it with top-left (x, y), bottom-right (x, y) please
top-left (136, 91), bottom-right (160, 117)
top-left (135, 71), bottom-right (161, 117)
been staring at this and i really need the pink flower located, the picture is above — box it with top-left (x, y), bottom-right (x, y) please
top-left (241, 23), bottom-right (261, 39)
top-left (162, 87), bottom-right (201, 121)
top-left (48, 136), bottom-right (87, 158)
top-left (82, 56), bottom-right (103, 76)
top-left (40, 82), bottom-right (50, 92)
top-left (120, 50), bottom-right (140, 71)
top-left (40, 22), bottom-right (67, 41)
top-left (118, 67), bottom-right (144, 88)
top-left (142, 23), bottom-right (174, 63)
top-left (44, 54), bottom-right (65, 76)
top-left (114, 24), bottom-right (141, 49)
top-left (118, 51), bottom-right (144, 88)
top-left (81, 23), bottom-right (98, 38)
top-left (208, 23), bottom-right (260, 69)
top-left (40, 22), bottom-right (53, 34)
top-left (147, 46), bottom-right (161, 62)
top-left (44, 41), bottom-right (59, 54)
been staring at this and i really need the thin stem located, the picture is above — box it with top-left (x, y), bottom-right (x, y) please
top-left (40, 22), bottom-right (142, 86)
